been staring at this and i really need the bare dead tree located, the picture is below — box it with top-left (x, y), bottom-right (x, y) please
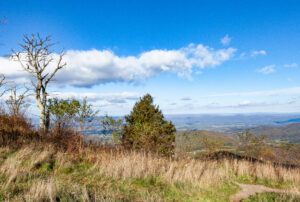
top-left (6, 86), bottom-right (30, 117)
top-left (0, 16), bottom-right (7, 96)
top-left (0, 74), bottom-right (8, 97)
top-left (11, 34), bottom-right (66, 132)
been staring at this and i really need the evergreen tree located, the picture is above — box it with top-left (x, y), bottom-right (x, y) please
top-left (122, 94), bottom-right (176, 156)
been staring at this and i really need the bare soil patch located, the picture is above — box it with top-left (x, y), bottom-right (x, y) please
top-left (230, 182), bottom-right (299, 202)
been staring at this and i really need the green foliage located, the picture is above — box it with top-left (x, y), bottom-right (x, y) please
top-left (122, 94), bottom-right (176, 156)
top-left (48, 98), bottom-right (81, 130)
top-left (48, 97), bottom-right (98, 132)
top-left (101, 114), bottom-right (123, 144)
top-left (77, 98), bottom-right (99, 132)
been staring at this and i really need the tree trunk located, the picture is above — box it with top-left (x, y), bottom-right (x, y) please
top-left (45, 108), bottom-right (50, 133)
top-left (36, 80), bottom-right (47, 133)
top-left (39, 109), bottom-right (45, 132)
top-left (37, 98), bottom-right (46, 132)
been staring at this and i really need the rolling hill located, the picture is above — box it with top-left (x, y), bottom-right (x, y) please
top-left (249, 123), bottom-right (300, 143)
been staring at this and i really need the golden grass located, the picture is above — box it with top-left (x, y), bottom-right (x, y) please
top-left (85, 149), bottom-right (229, 187)
top-left (80, 147), bottom-right (300, 187)
top-left (0, 145), bottom-right (299, 201)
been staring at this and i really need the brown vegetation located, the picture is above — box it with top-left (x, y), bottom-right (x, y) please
top-left (0, 113), bottom-right (81, 152)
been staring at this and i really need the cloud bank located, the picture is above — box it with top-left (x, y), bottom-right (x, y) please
top-left (0, 43), bottom-right (236, 87)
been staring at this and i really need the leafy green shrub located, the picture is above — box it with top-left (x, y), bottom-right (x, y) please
top-left (47, 98), bottom-right (81, 131)
top-left (47, 97), bottom-right (98, 133)
top-left (47, 97), bottom-right (98, 151)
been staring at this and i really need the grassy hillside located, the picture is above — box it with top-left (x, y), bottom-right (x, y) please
top-left (178, 130), bottom-right (237, 145)
top-left (176, 129), bottom-right (300, 166)
top-left (176, 130), bottom-right (237, 152)
top-left (250, 123), bottom-right (300, 143)
top-left (0, 144), bottom-right (299, 201)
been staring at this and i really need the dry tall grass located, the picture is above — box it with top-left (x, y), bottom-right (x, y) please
top-left (0, 144), bottom-right (299, 201)
top-left (83, 147), bottom-right (300, 188)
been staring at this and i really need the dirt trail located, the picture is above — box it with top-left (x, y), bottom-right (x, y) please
top-left (230, 182), bottom-right (299, 202)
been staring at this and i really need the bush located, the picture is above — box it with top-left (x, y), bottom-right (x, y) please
top-left (0, 113), bottom-right (38, 147)
top-left (0, 111), bottom-right (82, 152)
top-left (47, 97), bottom-right (98, 134)
top-left (47, 98), bottom-right (81, 132)
top-left (122, 94), bottom-right (176, 156)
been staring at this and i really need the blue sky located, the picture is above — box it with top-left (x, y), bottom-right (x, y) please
top-left (1, 0), bottom-right (300, 115)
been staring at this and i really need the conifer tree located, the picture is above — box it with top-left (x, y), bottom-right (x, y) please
top-left (122, 94), bottom-right (176, 156)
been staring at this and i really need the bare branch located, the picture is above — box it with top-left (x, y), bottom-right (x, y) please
top-left (0, 74), bottom-right (8, 97)
top-left (6, 85), bottom-right (31, 116)
top-left (45, 52), bottom-right (66, 87)
top-left (11, 33), bottom-right (66, 131)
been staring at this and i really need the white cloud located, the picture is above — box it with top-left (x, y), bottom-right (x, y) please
top-left (0, 43), bottom-right (236, 87)
top-left (212, 101), bottom-right (271, 109)
top-left (49, 92), bottom-right (140, 104)
top-left (251, 50), bottom-right (266, 56)
top-left (206, 86), bottom-right (300, 97)
top-left (283, 63), bottom-right (297, 68)
top-left (220, 34), bottom-right (231, 46)
top-left (257, 64), bottom-right (275, 75)
top-left (181, 96), bottom-right (192, 101)
top-left (237, 100), bottom-right (251, 106)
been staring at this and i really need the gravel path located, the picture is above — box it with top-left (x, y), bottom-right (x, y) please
top-left (230, 182), bottom-right (299, 202)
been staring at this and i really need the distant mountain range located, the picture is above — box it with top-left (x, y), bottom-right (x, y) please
top-left (275, 118), bottom-right (300, 124)
top-left (165, 113), bottom-right (300, 132)
top-left (166, 113), bottom-right (300, 143)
